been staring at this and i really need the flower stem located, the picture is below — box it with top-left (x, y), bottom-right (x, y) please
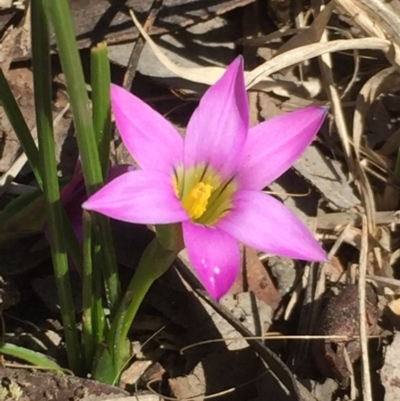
top-left (91, 43), bottom-right (111, 179)
top-left (94, 217), bottom-right (121, 318)
top-left (31, 0), bottom-right (82, 374)
top-left (46, 0), bottom-right (121, 315)
top-left (92, 245), bottom-right (106, 345)
top-left (90, 43), bottom-right (121, 318)
top-left (81, 211), bottom-right (94, 371)
top-left (45, 0), bottom-right (102, 194)
top-left (98, 238), bottom-right (179, 383)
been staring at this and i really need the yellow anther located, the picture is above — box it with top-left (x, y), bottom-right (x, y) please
top-left (172, 177), bottom-right (179, 198)
top-left (183, 182), bottom-right (213, 219)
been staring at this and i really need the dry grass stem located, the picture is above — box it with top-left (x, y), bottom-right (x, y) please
top-left (359, 215), bottom-right (373, 401)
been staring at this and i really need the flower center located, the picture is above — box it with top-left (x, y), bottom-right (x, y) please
top-left (182, 182), bottom-right (213, 219)
top-left (173, 164), bottom-right (237, 225)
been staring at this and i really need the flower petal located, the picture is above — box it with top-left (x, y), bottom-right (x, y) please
top-left (107, 164), bottom-right (135, 181)
top-left (60, 170), bottom-right (85, 206)
top-left (111, 84), bottom-right (184, 172)
top-left (182, 221), bottom-right (240, 299)
top-left (54, 164), bottom-right (134, 244)
top-left (184, 57), bottom-right (248, 179)
top-left (237, 107), bottom-right (328, 189)
top-left (62, 172), bottom-right (86, 244)
top-left (83, 169), bottom-right (188, 224)
top-left (217, 190), bottom-right (327, 261)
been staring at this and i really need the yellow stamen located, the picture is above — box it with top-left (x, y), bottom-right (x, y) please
top-left (183, 182), bottom-right (213, 219)
top-left (172, 177), bottom-right (179, 198)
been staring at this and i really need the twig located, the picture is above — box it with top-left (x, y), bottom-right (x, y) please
top-left (317, 24), bottom-right (356, 179)
top-left (123, 0), bottom-right (163, 90)
top-left (359, 215), bottom-right (373, 401)
top-left (174, 255), bottom-right (318, 401)
top-left (343, 346), bottom-right (357, 400)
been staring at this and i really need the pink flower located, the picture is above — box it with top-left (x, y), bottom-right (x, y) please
top-left (83, 57), bottom-right (327, 299)
top-left (55, 163), bottom-right (133, 246)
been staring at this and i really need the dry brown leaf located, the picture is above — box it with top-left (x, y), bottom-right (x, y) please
top-left (120, 360), bottom-right (153, 387)
top-left (100, 397), bottom-right (161, 401)
top-left (130, 8), bottom-right (391, 89)
top-left (377, 128), bottom-right (400, 157)
top-left (352, 68), bottom-right (400, 230)
top-left (334, 0), bottom-right (400, 66)
top-left (388, 298), bottom-right (400, 316)
top-left (294, 146), bottom-right (360, 211)
top-left (130, 8), bottom-right (227, 85)
top-left (353, 68), bottom-right (400, 159)
top-left (231, 246), bottom-right (281, 311)
top-left (246, 38), bottom-right (390, 89)
top-left (381, 332), bottom-right (400, 401)
top-left (0, 0), bottom-right (13, 8)
top-left (169, 348), bottom-right (263, 401)
top-left (274, 1), bottom-right (334, 57)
